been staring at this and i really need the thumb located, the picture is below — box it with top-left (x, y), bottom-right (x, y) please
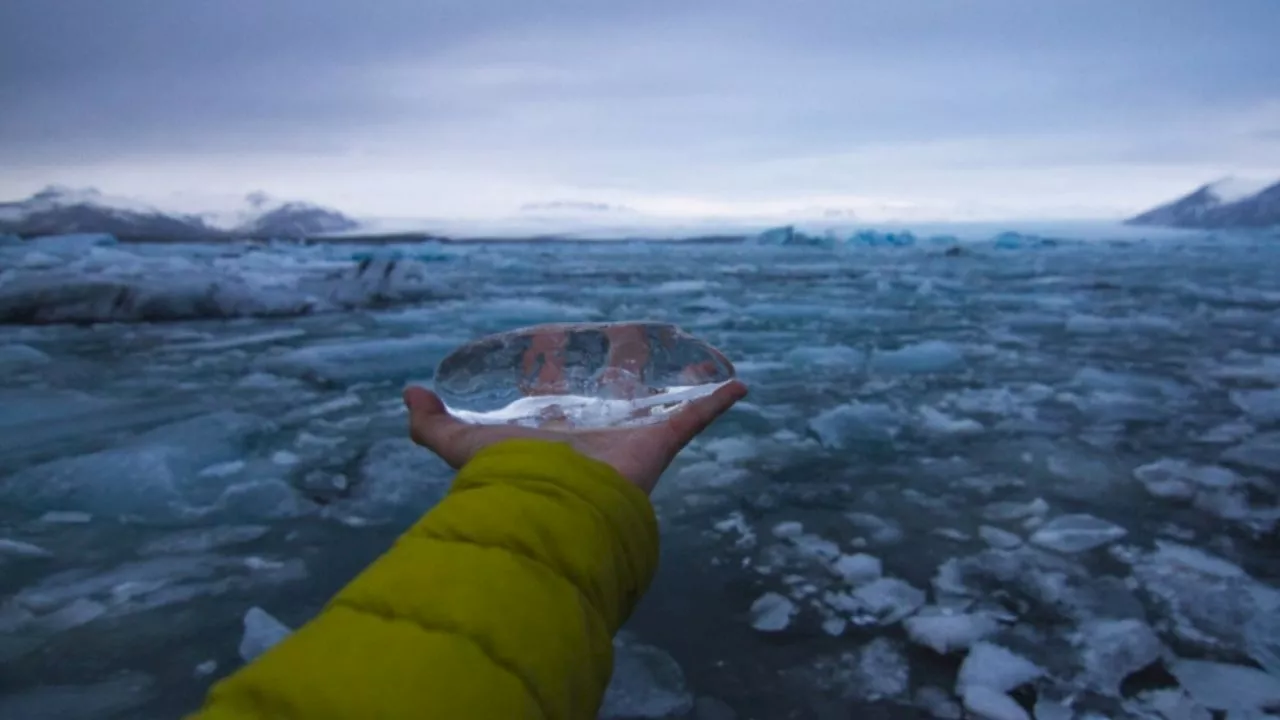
top-left (663, 380), bottom-right (748, 447)
top-left (403, 386), bottom-right (472, 467)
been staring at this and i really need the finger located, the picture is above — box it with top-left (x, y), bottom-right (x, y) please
top-left (403, 386), bottom-right (475, 467)
top-left (662, 380), bottom-right (748, 447)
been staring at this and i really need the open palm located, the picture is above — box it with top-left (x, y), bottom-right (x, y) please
top-left (403, 380), bottom-right (748, 494)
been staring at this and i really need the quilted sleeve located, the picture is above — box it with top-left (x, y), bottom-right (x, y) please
top-left (190, 438), bottom-right (660, 720)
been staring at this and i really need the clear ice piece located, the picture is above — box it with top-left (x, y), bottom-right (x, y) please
top-left (433, 322), bottom-right (736, 429)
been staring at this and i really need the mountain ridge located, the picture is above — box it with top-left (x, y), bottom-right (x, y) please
top-left (1127, 177), bottom-right (1280, 229)
top-left (0, 186), bottom-right (361, 240)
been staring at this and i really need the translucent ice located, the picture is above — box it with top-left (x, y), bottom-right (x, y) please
top-left (239, 606), bottom-right (292, 662)
top-left (1231, 389), bottom-right (1280, 423)
top-left (434, 322), bottom-right (736, 429)
top-left (600, 633), bottom-right (694, 719)
top-left (1029, 514), bottom-right (1127, 553)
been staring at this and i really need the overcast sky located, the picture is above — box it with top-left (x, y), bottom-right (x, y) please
top-left (1, 0), bottom-right (1278, 222)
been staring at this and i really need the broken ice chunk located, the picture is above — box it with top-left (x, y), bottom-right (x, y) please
top-left (853, 637), bottom-right (910, 701)
top-left (238, 606), bottom-right (292, 663)
top-left (1223, 432), bottom-right (1280, 473)
top-left (1074, 619), bottom-right (1163, 697)
top-left (983, 498), bottom-right (1050, 522)
top-left (1245, 612), bottom-right (1280, 677)
top-left (1029, 514), bottom-right (1127, 553)
top-left (915, 686), bottom-right (963, 719)
top-left (1231, 389), bottom-right (1280, 423)
top-left (1032, 698), bottom-right (1074, 720)
top-left (1134, 459), bottom-right (1244, 492)
top-left (957, 642), bottom-right (1044, 694)
top-left (0, 538), bottom-right (54, 559)
top-left (749, 592), bottom-right (795, 632)
top-left (904, 608), bottom-right (1002, 654)
top-left (870, 340), bottom-right (966, 374)
top-left (600, 633), bottom-right (694, 719)
top-left (845, 512), bottom-right (905, 545)
top-left (771, 521), bottom-right (804, 539)
top-left (809, 402), bottom-right (904, 448)
top-left (848, 577), bottom-right (926, 626)
top-left (137, 525), bottom-right (269, 556)
top-left (962, 686), bottom-right (1030, 720)
top-left (194, 660), bottom-right (218, 678)
top-left (830, 553), bottom-right (882, 587)
top-left (1169, 658), bottom-right (1280, 712)
top-left (979, 526), bottom-right (1023, 550)
top-left (38, 511), bottom-right (92, 524)
top-left (712, 512), bottom-right (757, 549)
top-left (919, 406), bottom-right (985, 435)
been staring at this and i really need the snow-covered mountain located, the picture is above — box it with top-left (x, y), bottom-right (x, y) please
top-left (1127, 177), bottom-right (1280, 229)
top-left (220, 191), bottom-right (360, 238)
top-left (0, 186), bottom-right (218, 239)
top-left (0, 186), bottom-right (361, 240)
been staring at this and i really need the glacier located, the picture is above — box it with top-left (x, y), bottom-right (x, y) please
top-left (1, 228), bottom-right (1278, 718)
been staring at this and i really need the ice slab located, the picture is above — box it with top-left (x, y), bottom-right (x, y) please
top-left (905, 609), bottom-right (1002, 654)
top-left (26, 232), bottom-right (118, 250)
top-left (239, 606), bottom-right (292, 662)
top-left (137, 525), bottom-right (269, 556)
top-left (1231, 389), bottom-right (1280, 423)
top-left (1074, 619), bottom-right (1163, 696)
top-left (963, 686), bottom-right (1030, 720)
top-left (1223, 432), bottom-right (1280, 473)
top-left (1246, 612), bottom-right (1280, 677)
top-left (0, 342), bottom-right (50, 371)
top-left (809, 402), bottom-right (903, 449)
top-left (1029, 514), bottom-right (1127, 553)
top-left (916, 686), bottom-right (963, 719)
top-left (847, 577), bottom-right (926, 626)
top-left (0, 538), bottom-right (54, 559)
top-left (334, 438), bottom-right (453, 522)
top-left (749, 592), bottom-right (795, 632)
top-left (0, 412), bottom-right (277, 522)
top-left (263, 336), bottom-right (459, 386)
top-left (869, 340), bottom-right (966, 374)
top-left (979, 526), bottom-right (1023, 550)
top-left (830, 553), bottom-right (882, 587)
top-left (1169, 659), bottom-right (1280, 712)
top-left (957, 642), bottom-right (1044, 694)
top-left (852, 637), bottom-right (910, 701)
top-left (1132, 541), bottom-right (1279, 653)
top-left (434, 322), bottom-right (735, 429)
top-left (600, 633), bottom-right (694, 719)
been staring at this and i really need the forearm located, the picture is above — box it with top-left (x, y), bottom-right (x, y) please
top-left (191, 439), bottom-right (660, 720)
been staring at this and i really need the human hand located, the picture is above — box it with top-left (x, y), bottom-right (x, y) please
top-left (403, 380), bottom-right (748, 495)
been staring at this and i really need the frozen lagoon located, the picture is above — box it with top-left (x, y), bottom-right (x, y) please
top-left (1, 230), bottom-right (1278, 718)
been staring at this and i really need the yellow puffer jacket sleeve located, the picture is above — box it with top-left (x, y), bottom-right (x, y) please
top-left (190, 438), bottom-right (660, 720)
